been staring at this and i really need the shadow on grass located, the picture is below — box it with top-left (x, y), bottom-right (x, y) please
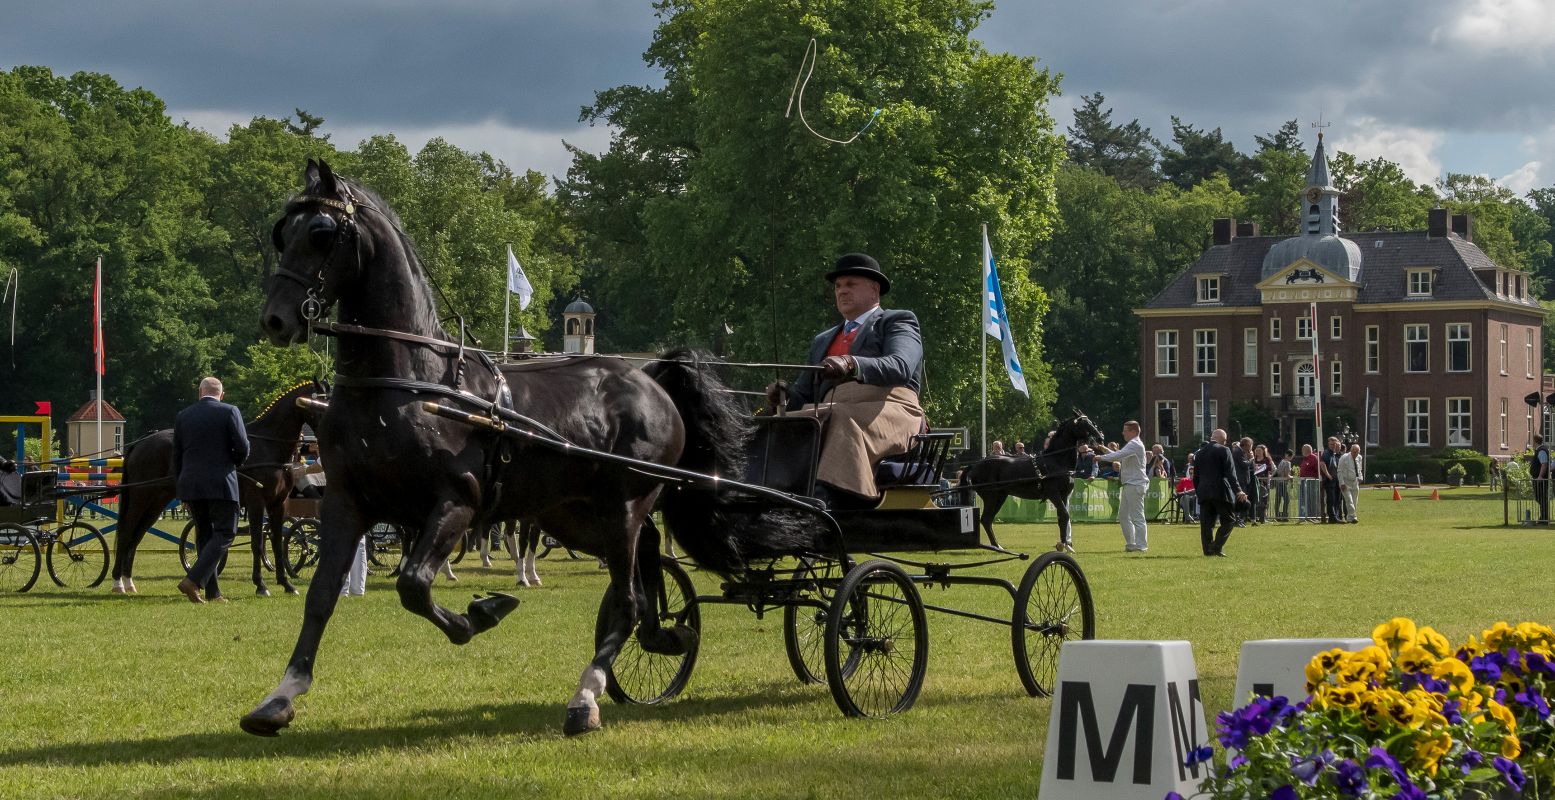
top-left (0, 688), bottom-right (820, 769)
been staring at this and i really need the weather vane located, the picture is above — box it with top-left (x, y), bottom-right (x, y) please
top-left (1310, 112), bottom-right (1331, 141)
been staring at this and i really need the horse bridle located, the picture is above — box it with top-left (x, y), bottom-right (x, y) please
top-left (267, 189), bottom-right (369, 323)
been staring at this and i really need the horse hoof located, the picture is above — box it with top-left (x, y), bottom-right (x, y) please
top-left (563, 705), bottom-right (601, 737)
top-left (257, 586), bottom-right (271, 598)
top-left (240, 698), bottom-right (294, 737)
top-left (468, 592), bottom-right (520, 634)
top-left (286, 586), bottom-right (300, 596)
top-left (110, 585), bottom-right (128, 594)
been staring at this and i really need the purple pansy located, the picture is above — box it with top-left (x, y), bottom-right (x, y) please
top-left (1332, 759), bottom-right (1367, 796)
top-left (1494, 755), bottom-right (1527, 793)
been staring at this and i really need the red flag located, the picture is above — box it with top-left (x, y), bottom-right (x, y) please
top-left (34, 401), bottom-right (51, 416)
top-left (93, 259), bottom-right (104, 375)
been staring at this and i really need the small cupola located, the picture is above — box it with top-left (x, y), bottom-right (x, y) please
top-left (562, 296), bottom-right (596, 354)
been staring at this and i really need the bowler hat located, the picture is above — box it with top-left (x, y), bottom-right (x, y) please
top-left (824, 252), bottom-right (890, 295)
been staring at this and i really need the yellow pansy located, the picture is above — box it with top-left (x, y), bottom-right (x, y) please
top-left (1416, 626), bottom-right (1452, 658)
top-left (1487, 699), bottom-right (1518, 734)
top-left (1430, 658), bottom-right (1476, 694)
top-left (1413, 732), bottom-right (1452, 776)
top-left (1502, 734), bottom-right (1522, 759)
top-left (1375, 618), bottom-right (1419, 652)
top-left (1458, 635), bottom-right (1485, 659)
top-left (1483, 621), bottom-right (1514, 650)
top-left (1398, 646), bottom-right (1437, 673)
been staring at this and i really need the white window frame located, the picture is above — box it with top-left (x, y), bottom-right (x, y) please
top-left (1405, 324), bottom-right (1429, 373)
top-left (1527, 328), bottom-right (1536, 378)
top-left (1243, 328), bottom-right (1258, 376)
top-left (1269, 317), bottom-right (1281, 341)
top-left (1155, 400), bottom-right (1178, 448)
top-left (1499, 323), bottom-right (1509, 375)
top-left (1270, 362), bottom-right (1282, 397)
top-left (1406, 398), bottom-right (1430, 447)
top-left (1500, 398), bottom-right (1509, 449)
top-left (1193, 329), bottom-right (1217, 376)
top-left (1365, 325), bottom-right (1380, 374)
top-left (1329, 359), bottom-right (1342, 396)
top-left (1154, 330), bottom-right (1179, 377)
top-left (1407, 269), bottom-right (1433, 296)
top-left (1446, 323), bottom-right (1471, 373)
top-left (1446, 397), bottom-right (1472, 448)
top-left (1197, 276), bottom-right (1221, 303)
top-left (1192, 399), bottom-right (1219, 440)
top-left (1366, 397), bottom-right (1380, 447)
top-left (1330, 315), bottom-right (1342, 340)
top-left (1296, 316), bottom-right (1313, 340)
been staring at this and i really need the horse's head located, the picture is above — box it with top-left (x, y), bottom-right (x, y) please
top-left (1069, 408), bottom-right (1104, 444)
top-left (261, 160), bottom-right (379, 346)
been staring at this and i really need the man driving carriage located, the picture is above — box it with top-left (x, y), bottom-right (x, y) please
top-left (765, 253), bottom-right (925, 509)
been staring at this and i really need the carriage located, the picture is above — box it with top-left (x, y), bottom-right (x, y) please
top-left (0, 470), bottom-right (112, 592)
top-left (424, 403), bottom-right (1097, 718)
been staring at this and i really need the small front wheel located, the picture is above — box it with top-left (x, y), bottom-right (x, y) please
top-left (0, 524), bottom-right (41, 593)
top-left (283, 518), bottom-right (321, 579)
top-left (46, 522), bottom-right (109, 588)
top-left (782, 557), bottom-right (853, 685)
top-left (1012, 551), bottom-right (1096, 697)
top-left (597, 556), bottom-right (700, 705)
top-left (824, 560), bottom-right (928, 718)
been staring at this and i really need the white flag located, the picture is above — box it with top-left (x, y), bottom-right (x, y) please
top-left (506, 245), bottom-right (533, 311)
top-left (983, 230), bottom-right (1028, 397)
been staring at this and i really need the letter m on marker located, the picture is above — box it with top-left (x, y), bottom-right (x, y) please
top-left (1055, 681), bottom-right (1156, 784)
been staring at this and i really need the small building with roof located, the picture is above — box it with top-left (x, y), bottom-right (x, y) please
top-left (65, 395), bottom-right (126, 456)
top-left (1135, 134), bottom-right (1543, 456)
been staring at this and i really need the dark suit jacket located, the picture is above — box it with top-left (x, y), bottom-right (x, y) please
top-left (1191, 441), bottom-right (1243, 503)
top-left (172, 396), bottom-right (250, 502)
top-left (787, 308), bottom-right (925, 411)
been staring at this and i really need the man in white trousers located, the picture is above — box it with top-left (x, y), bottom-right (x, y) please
top-left (1337, 443), bottom-right (1362, 523)
top-left (1095, 420), bottom-right (1149, 552)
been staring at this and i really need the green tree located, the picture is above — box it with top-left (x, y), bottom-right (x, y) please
top-left (563, 0), bottom-right (1064, 438)
top-left (1244, 120), bottom-right (1307, 235)
top-left (1158, 116), bottom-right (1253, 191)
top-left (1328, 151), bottom-right (1432, 233)
top-left (223, 341), bottom-right (331, 414)
top-left (1065, 91), bottom-right (1159, 189)
top-left (1439, 173), bottom-right (1551, 274)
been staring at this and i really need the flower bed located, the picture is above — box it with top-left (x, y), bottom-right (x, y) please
top-left (1170, 618), bottom-right (1553, 799)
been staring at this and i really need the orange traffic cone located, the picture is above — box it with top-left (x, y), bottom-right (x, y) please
top-left (1430, 488), bottom-right (1440, 501)
top-left (1392, 487), bottom-right (1402, 501)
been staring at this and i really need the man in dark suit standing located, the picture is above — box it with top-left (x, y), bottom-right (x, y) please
top-left (767, 253), bottom-right (925, 507)
top-left (1192, 428), bottom-right (1247, 557)
top-left (174, 376), bottom-right (249, 603)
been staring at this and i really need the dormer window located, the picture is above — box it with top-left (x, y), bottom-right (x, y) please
top-left (1407, 269), bottom-right (1434, 297)
top-left (1197, 276), bottom-right (1221, 303)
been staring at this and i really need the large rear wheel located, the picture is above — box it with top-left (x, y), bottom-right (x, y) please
top-left (0, 524), bottom-right (41, 593)
top-left (46, 522), bottom-right (109, 588)
top-left (1012, 551), bottom-right (1096, 697)
top-left (597, 556), bottom-right (700, 705)
top-left (824, 560), bottom-right (928, 718)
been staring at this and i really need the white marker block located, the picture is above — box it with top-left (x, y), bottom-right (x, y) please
top-left (1039, 641), bottom-right (1208, 800)
top-left (1231, 638), bottom-right (1373, 708)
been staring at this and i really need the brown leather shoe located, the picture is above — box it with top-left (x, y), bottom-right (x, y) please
top-left (176, 578), bottom-right (206, 604)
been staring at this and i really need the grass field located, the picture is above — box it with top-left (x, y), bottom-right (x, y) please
top-left (2, 487), bottom-right (1551, 799)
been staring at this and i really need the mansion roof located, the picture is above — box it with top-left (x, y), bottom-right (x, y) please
top-left (1142, 229), bottom-right (1536, 311)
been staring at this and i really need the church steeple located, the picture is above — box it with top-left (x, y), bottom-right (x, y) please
top-left (1303, 132), bottom-right (1341, 236)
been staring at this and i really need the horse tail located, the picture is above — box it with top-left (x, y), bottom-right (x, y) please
top-left (645, 348), bottom-right (810, 575)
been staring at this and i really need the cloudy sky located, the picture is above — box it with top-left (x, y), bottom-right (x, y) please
top-left (5, 0), bottom-right (1552, 194)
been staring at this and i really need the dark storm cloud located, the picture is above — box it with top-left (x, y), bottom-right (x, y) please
top-left (0, 0), bottom-right (660, 129)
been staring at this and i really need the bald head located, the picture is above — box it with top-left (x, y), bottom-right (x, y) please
top-left (1211, 428), bottom-right (1228, 444)
top-left (198, 377), bottom-right (224, 399)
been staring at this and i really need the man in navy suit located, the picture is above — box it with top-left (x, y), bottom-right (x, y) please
top-left (1192, 428), bottom-right (1247, 557)
top-left (174, 376), bottom-right (249, 603)
top-left (766, 253), bottom-right (925, 507)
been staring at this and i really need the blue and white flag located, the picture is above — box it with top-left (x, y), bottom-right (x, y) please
top-left (506, 244), bottom-right (533, 311)
top-left (983, 230), bottom-right (1028, 397)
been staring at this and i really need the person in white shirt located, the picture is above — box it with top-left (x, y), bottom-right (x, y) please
top-left (1094, 420), bottom-right (1149, 552)
top-left (1336, 444), bottom-right (1362, 523)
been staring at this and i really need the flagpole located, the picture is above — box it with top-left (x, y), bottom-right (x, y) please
top-left (1311, 301), bottom-right (1323, 449)
top-left (502, 244), bottom-right (512, 360)
top-left (95, 255), bottom-right (103, 453)
top-left (980, 224), bottom-right (988, 457)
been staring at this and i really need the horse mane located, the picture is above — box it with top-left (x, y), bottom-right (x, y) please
top-left (329, 174), bottom-right (447, 340)
top-left (249, 380), bottom-right (316, 426)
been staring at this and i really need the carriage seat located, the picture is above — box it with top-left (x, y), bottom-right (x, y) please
top-left (743, 415), bottom-right (821, 498)
top-left (0, 469), bottom-right (19, 506)
top-left (873, 431), bottom-right (956, 489)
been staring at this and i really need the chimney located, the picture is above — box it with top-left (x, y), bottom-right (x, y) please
top-left (1428, 207), bottom-right (1450, 238)
top-left (1212, 217), bottom-right (1235, 246)
top-left (1236, 221), bottom-right (1260, 237)
top-left (1450, 213), bottom-right (1473, 242)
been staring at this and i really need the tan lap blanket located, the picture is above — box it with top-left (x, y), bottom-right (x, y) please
top-left (790, 383), bottom-right (925, 498)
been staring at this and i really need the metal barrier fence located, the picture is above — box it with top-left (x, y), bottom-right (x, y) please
top-left (1503, 474), bottom-right (1551, 526)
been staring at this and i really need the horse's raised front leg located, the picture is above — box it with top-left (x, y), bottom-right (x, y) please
top-left (564, 495), bottom-right (652, 737)
top-left (240, 493), bottom-right (367, 737)
top-left (396, 499), bottom-right (516, 645)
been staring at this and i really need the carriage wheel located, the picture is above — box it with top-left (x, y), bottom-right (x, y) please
top-left (782, 557), bottom-right (857, 684)
top-left (824, 560), bottom-right (928, 718)
top-left (46, 522), bottom-right (109, 588)
top-left (0, 524), bottom-right (41, 593)
top-left (367, 525), bottom-right (405, 572)
top-left (178, 519), bottom-right (229, 576)
top-left (283, 518), bottom-right (321, 579)
top-left (1012, 552), bottom-right (1096, 697)
top-left (596, 556), bottom-right (700, 705)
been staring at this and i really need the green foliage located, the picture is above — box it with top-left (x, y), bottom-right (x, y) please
top-left (223, 342), bottom-right (331, 415)
top-left (1365, 447), bottom-right (1438, 483)
top-left (1243, 121), bottom-right (1308, 236)
top-left (1440, 173), bottom-right (1552, 273)
top-left (1328, 151), bottom-right (1433, 232)
top-left (1437, 449), bottom-right (1489, 484)
top-left (1064, 91), bottom-right (1159, 189)
top-left (1227, 400), bottom-right (1279, 446)
top-left (563, 0), bottom-right (1064, 436)
top-left (1158, 116), bottom-right (1253, 191)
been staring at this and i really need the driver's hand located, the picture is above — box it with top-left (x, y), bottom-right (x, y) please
top-left (820, 355), bottom-right (855, 380)
top-left (764, 381), bottom-right (787, 409)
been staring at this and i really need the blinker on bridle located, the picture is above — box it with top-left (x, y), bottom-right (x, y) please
top-left (269, 187), bottom-right (368, 321)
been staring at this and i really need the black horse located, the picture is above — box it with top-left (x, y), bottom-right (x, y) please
top-left (108, 381), bottom-right (325, 597)
top-left (958, 413), bottom-right (1104, 551)
top-left (244, 161), bottom-right (783, 738)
